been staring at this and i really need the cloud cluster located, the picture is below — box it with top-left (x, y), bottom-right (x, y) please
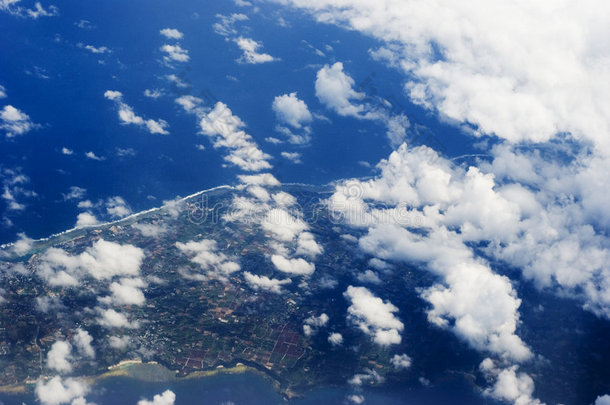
top-left (104, 90), bottom-right (169, 135)
top-left (480, 359), bottom-right (542, 405)
top-left (176, 239), bottom-right (241, 280)
top-left (272, 92), bottom-right (313, 144)
top-left (213, 14), bottom-right (276, 64)
top-left (243, 271), bottom-right (291, 294)
top-left (303, 313), bottom-right (329, 336)
top-left (0, 105), bottom-right (38, 137)
top-left (37, 239), bottom-right (144, 286)
top-left (0, 0), bottom-right (58, 19)
top-left (344, 286), bottom-right (404, 346)
top-left (197, 102), bottom-right (272, 171)
top-left (315, 62), bottom-right (410, 146)
top-left (36, 377), bottom-right (90, 405)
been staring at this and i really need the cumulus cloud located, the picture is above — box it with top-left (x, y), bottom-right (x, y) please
top-left (160, 28), bottom-right (183, 39)
top-left (596, 395), bottom-right (610, 405)
top-left (97, 308), bottom-right (138, 329)
top-left (234, 37), bottom-right (276, 64)
top-left (73, 329), bottom-right (94, 359)
top-left (63, 186), bottom-right (86, 201)
top-left (0, 84), bottom-right (6, 98)
top-left (47, 341), bottom-right (73, 373)
top-left (197, 102), bottom-right (272, 171)
top-left (160, 44), bottom-right (189, 63)
top-left (105, 196), bottom-right (131, 218)
top-left (238, 173), bottom-right (281, 187)
top-left (37, 239), bottom-right (144, 286)
top-left (176, 239), bottom-right (241, 280)
top-left (36, 377), bottom-right (90, 405)
top-left (243, 271), bottom-right (291, 293)
top-left (75, 212), bottom-right (98, 228)
top-left (137, 390), bottom-right (176, 405)
top-left (84, 151), bottom-right (104, 161)
top-left (344, 286), bottom-right (403, 346)
top-left (272, 92), bottom-right (312, 129)
top-left (315, 62), bottom-right (367, 118)
top-left (480, 359), bottom-right (543, 405)
top-left (108, 335), bottom-right (130, 349)
top-left (133, 222), bottom-right (167, 237)
top-left (281, 151), bottom-right (302, 164)
top-left (390, 353), bottom-right (412, 370)
top-left (104, 90), bottom-right (169, 135)
top-left (303, 313), bottom-right (329, 336)
top-left (271, 254), bottom-right (315, 276)
top-left (314, 62), bottom-right (409, 145)
top-left (0, 105), bottom-right (38, 137)
top-left (108, 278), bottom-right (147, 306)
top-left (328, 332), bottom-right (343, 346)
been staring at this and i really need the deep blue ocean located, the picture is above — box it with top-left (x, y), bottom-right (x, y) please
top-left (0, 0), bottom-right (480, 244)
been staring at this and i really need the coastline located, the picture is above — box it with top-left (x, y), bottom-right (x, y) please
top-left (0, 360), bottom-right (268, 396)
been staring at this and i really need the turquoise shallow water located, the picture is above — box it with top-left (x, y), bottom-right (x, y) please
top-left (0, 372), bottom-right (498, 405)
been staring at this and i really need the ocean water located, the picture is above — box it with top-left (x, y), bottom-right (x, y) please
top-left (0, 0), bottom-right (481, 244)
top-left (0, 372), bottom-right (500, 405)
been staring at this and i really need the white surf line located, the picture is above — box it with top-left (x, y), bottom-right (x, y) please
top-left (0, 184), bottom-right (235, 249)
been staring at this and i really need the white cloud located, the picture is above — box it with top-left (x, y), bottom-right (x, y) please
top-left (328, 332), bottom-right (343, 346)
top-left (271, 255), bottom-right (315, 275)
top-left (105, 90), bottom-right (169, 135)
top-left (213, 13), bottom-right (248, 37)
top-left (63, 186), bottom-right (86, 201)
top-left (176, 239), bottom-right (241, 280)
top-left (133, 223), bottom-right (167, 237)
top-left (108, 335), bottom-right (130, 349)
top-left (108, 278), bottom-right (146, 306)
top-left (105, 196), bottom-right (131, 218)
top-left (356, 269), bottom-right (382, 285)
top-left (596, 395), bottom-right (610, 405)
top-left (238, 173), bottom-right (281, 187)
top-left (347, 395), bottom-right (365, 404)
top-left (160, 28), bottom-right (183, 40)
top-left (137, 390), bottom-right (176, 405)
top-left (314, 62), bottom-right (409, 146)
top-left (315, 62), bottom-right (367, 118)
top-left (480, 359), bottom-right (542, 405)
top-left (35, 377), bottom-right (90, 405)
top-left (84, 151), bottom-right (104, 161)
top-left (296, 232), bottom-right (323, 258)
top-left (0, 105), bottom-right (38, 137)
top-left (234, 37), bottom-right (276, 64)
top-left (197, 102), bottom-right (272, 171)
top-left (303, 313), bottom-right (329, 335)
top-left (0, 84), bottom-right (6, 98)
top-left (73, 329), bottom-right (94, 359)
top-left (243, 271), bottom-right (291, 293)
top-left (144, 89), bottom-right (163, 99)
top-left (37, 239), bottom-right (144, 286)
top-left (272, 92), bottom-right (313, 129)
top-left (263, 208), bottom-right (308, 242)
top-left (47, 341), bottom-right (73, 373)
top-left (61, 147), bottom-right (73, 155)
top-left (97, 308), bottom-right (138, 329)
top-left (281, 151), bottom-right (302, 164)
top-left (75, 212), bottom-right (98, 228)
top-left (344, 286), bottom-right (403, 346)
top-left (80, 44), bottom-right (110, 54)
top-left (390, 353), bottom-right (412, 370)
top-left (72, 328), bottom-right (95, 359)
top-left (160, 44), bottom-right (189, 63)
top-left (1, 0), bottom-right (58, 19)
